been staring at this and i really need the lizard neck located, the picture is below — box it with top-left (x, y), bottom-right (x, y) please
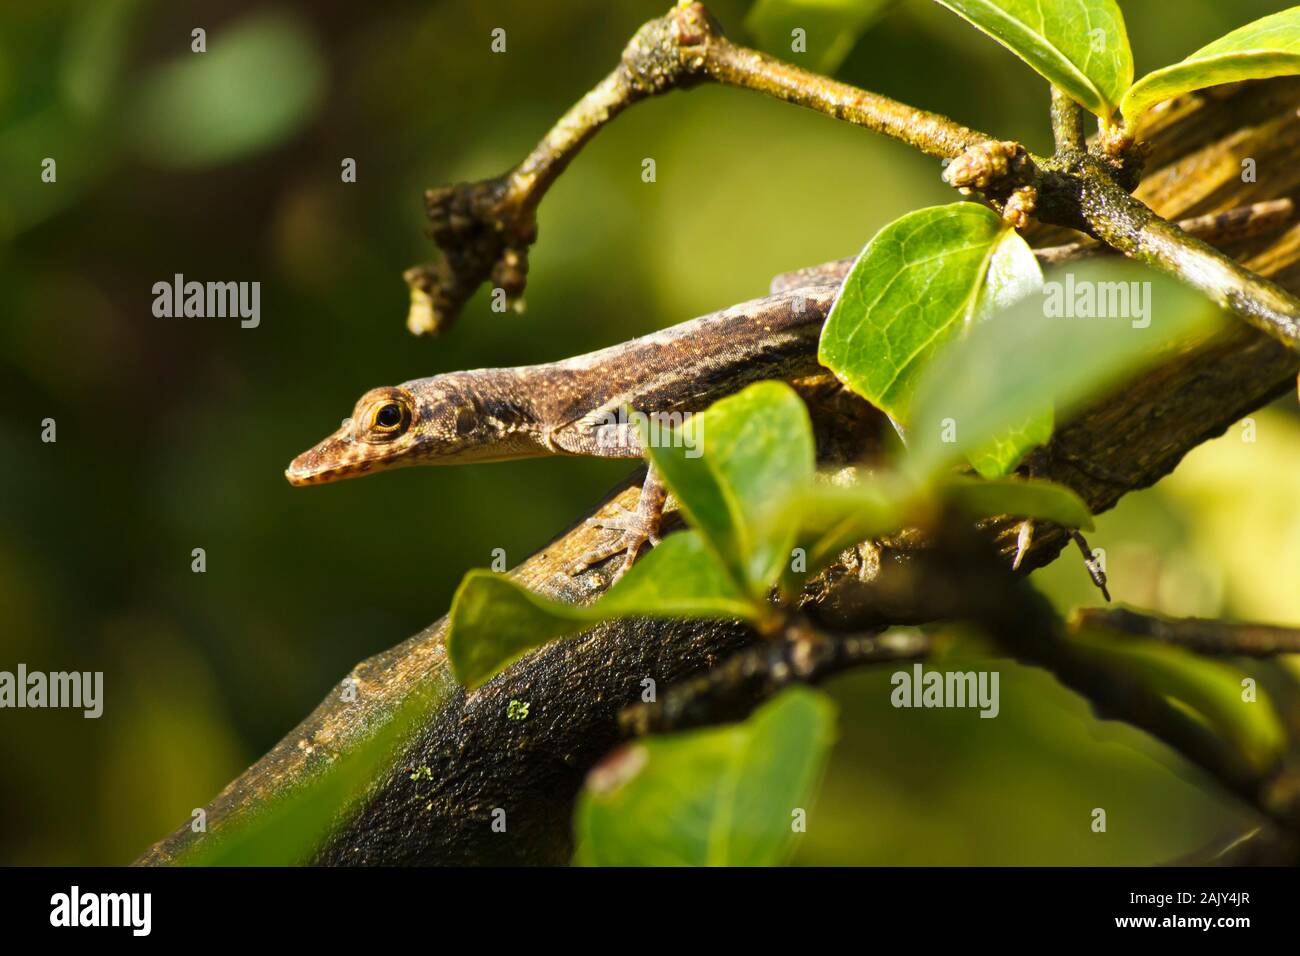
top-left (405, 369), bottom-right (552, 463)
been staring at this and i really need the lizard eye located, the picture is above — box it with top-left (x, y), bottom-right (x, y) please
top-left (368, 400), bottom-right (409, 437)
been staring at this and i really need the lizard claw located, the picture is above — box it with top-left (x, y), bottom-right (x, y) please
top-left (569, 469), bottom-right (667, 584)
top-left (583, 505), bottom-right (662, 546)
top-left (570, 508), bottom-right (660, 583)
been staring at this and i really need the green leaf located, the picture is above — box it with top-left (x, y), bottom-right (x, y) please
top-left (447, 532), bottom-right (764, 689)
top-left (1121, 9), bottom-right (1300, 126)
top-left (180, 672), bottom-right (454, 865)
top-left (1069, 625), bottom-right (1287, 778)
top-left (942, 475), bottom-right (1094, 530)
top-left (647, 381), bottom-right (815, 597)
top-left (819, 203), bottom-right (1042, 427)
top-left (935, 0), bottom-right (1133, 119)
top-left (574, 687), bottom-right (837, 866)
top-left (908, 261), bottom-right (1225, 482)
top-left (128, 11), bottom-right (325, 168)
top-left (773, 478), bottom-right (909, 587)
top-left (965, 405), bottom-right (1054, 478)
top-left (745, 0), bottom-right (895, 75)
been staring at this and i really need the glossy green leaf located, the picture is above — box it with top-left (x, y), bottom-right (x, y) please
top-left (819, 203), bottom-right (1042, 427)
top-left (745, 0), bottom-right (895, 75)
top-left (935, 0), bottom-right (1133, 119)
top-left (1070, 626), bottom-right (1287, 778)
top-left (1122, 9), bottom-right (1300, 125)
top-left (907, 261), bottom-right (1225, 482)
top-left (942, 475), bottom-right (1094, 530)
top-left (647, 381), bottom-right (815, 597)
top-left (447, 532), bottom-right (764, 689)
top-left (574, 687), bottom-right (837, 866)
top-left (128, 11), bottom-right (325, 168)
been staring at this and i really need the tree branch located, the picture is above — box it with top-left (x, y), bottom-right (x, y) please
top-left (404, 1), bottom-right (993, 334)
top-left (1074, 607), bottom-right (1300, 657)
top-left (1050, 86), bottom-right (1086, 156)
top-left (138, 76), bottom-right (1300, 869)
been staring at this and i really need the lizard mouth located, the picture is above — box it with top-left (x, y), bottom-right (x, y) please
top-left (285, 430), bottom-right (387, 486)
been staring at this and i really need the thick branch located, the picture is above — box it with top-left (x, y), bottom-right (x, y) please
top-left (138, 78), bottom-right (1300, 868)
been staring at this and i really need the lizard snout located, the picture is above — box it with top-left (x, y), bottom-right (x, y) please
top-left (285, 428), bottom-right (363, 486)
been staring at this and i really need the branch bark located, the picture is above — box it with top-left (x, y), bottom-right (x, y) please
top-left (138, 78), bottom-right (1300, 867)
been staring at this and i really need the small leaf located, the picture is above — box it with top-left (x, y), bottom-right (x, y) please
top-left (1122, 9), bottom-right (1300, 125)
top-left (965, 405), bottom-right (1054, 478)
top-left (935, 0), bottom-right (1133, 119)
top-left (446, 532), bottom-right (763, 689)
top-left (907, 261), bottom-right (1225, 482)
top-left (773, 478), bottom-right (909, 586)
top-left (1069, 625), bottom-right (1287, 778)
top-left (180, 673), bottom-right (453, 865)
top-left (647, 381), bottom-right (815, 597)
top-left (819, 203), bottom-right (1042, 427)
top-left (942, 475), bottom-right (1094, 530)
top-left (745, 0), bottom-right (895, 75)
top-left (574, 687), bottom-right (837, 866)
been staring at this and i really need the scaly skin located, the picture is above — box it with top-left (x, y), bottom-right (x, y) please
top-left (285, 283), bottom-right (838, 577)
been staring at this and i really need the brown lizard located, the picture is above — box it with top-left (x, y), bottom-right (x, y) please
top-left (286, 282), bottom-right (840, 578)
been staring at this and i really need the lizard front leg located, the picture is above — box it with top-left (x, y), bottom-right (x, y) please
top-left (570, 464), bottom-right (668, 582)
top-left (553, 414), bottom-right (669, 582)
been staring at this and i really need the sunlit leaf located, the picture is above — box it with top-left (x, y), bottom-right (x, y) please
top-left (819, 203), bottom-right (1042, 428)
top-left (965, 406), bottom-right (1054, 478)
top-left (943, 475), bottom-right (1093, 530)
top-left (935, 0), bottom-right (1133, 119)
top-left (574, 687), bottom-right (837, 866)
top-left (746, 0), bottom-right (895, 75)
top-left (446, 532), bottom-right (765, 689)
top-left (907, 261), bottom-right (1225, 482)
top-left (647, 381), bottom-right (815, 597)
top-left (1122, 8), bottom-right (1300, 125)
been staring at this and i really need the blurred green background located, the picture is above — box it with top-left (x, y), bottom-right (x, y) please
top-left (1, 0), bottom-right (1297, 865)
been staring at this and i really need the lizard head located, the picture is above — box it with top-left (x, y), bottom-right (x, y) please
top-left (285, 385), bottom-right (423, 485)
top-left (285, 376), bottom-right (520, 486)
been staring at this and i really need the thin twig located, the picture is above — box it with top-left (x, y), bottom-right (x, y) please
top-left (619, 620), bottom-right (930, 736)
top-left (1068, 159), bottom-right (1300, 353)
top-left (916, 528), bottom-right (1300, 834)
top-left (1034, 198), bottom-right (1297, 265)
top-left (768, 199), bottom-right (1298, 291)
top-left (405, 1), bottom-right (993, 334)
top-left (1050, 86), bottom-right (1085, 156)
top-left (1074, 606), bottom-right (1300, 657)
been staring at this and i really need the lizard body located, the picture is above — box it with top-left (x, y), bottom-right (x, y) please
top-left (286, 282), bottom-right (839, 575)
